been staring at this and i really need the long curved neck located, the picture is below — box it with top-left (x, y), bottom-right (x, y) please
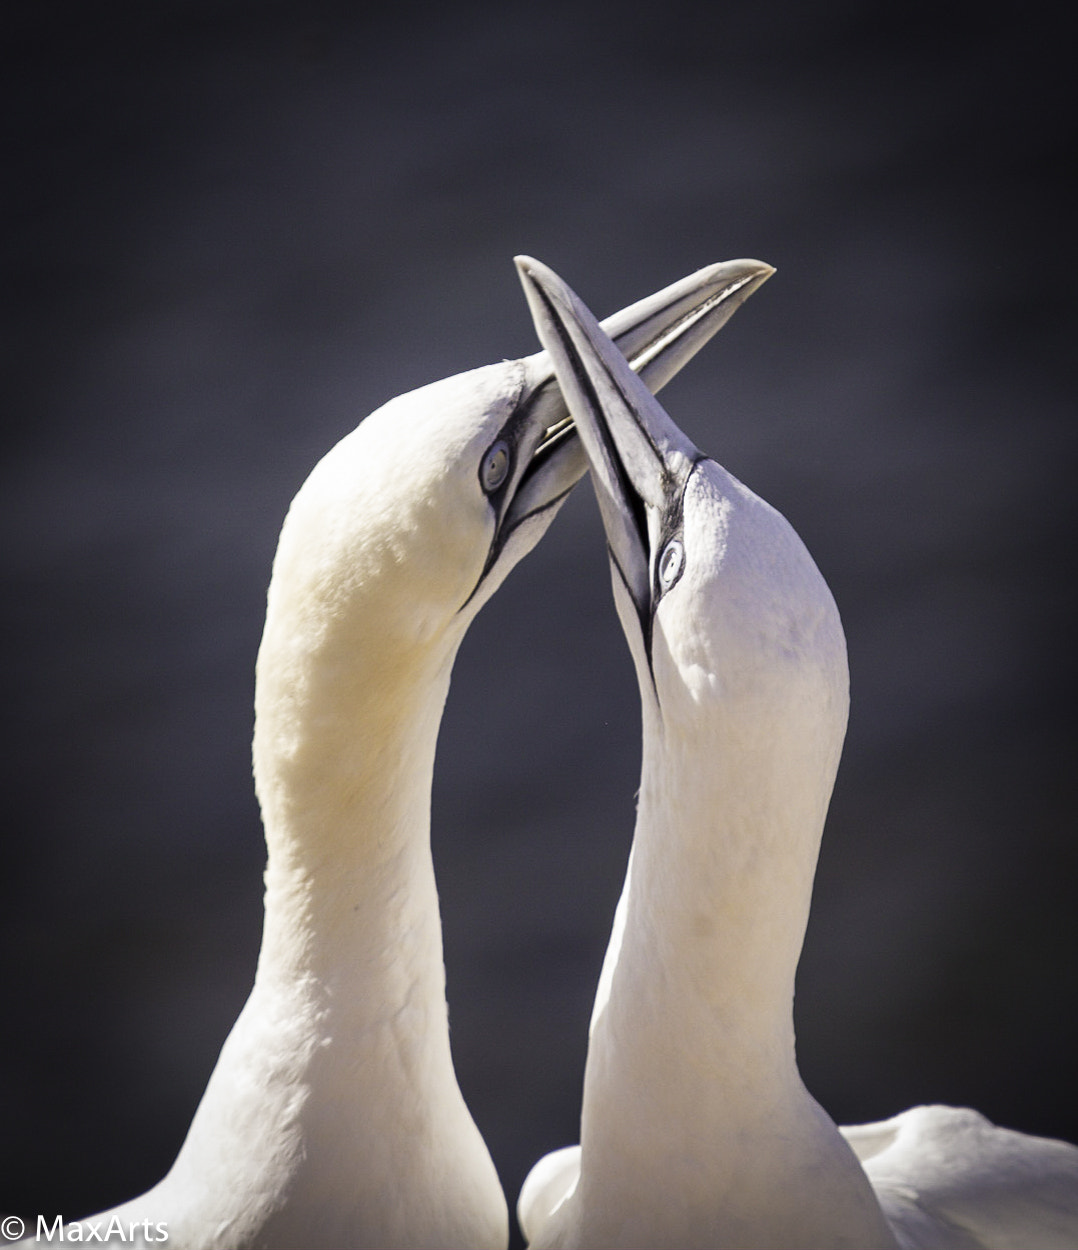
top-left (572, 690), bottom-right (895, 1249)
top-left (252, 622), bottom-right (455, 1009)
top-left (139, 572), bottom-right (506, 1248)
top-left (584, 692), bottom-right (827, 1141)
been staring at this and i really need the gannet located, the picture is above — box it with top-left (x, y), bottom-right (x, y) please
top-left (21, 259), bottom-right (774, 1250)
top-left (515, 256), bottom-right (1078, 1250)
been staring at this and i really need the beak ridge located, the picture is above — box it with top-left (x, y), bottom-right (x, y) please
top-left (595, 256), bottom-right (775, 393)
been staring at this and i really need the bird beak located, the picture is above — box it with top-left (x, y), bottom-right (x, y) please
top-left (515, 255), bottom-right (772, 624)
top-left (587, 255), bottom-right (775, 394)
top-left (502, 256), bottom-right (776, 538)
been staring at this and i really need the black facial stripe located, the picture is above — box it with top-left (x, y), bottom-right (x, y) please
top-left (650, 455), bottom-right (701, 607)
top-left (477, 362), bottom-right (530, 511)
top-left (458, 373), bottom-right (578, 615)
top-left (608, 540), bottom-right (658, 699)
top-left (634, 455), bottom-right (705, 711)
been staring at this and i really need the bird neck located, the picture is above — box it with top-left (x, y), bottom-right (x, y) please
top-left (572, 691), bottom-right (895, 1248)
top-left (587, 694), bottom-right (828, 1122)
top-left (250, 592), bottom-right (462, 1021)
top-left (148, 581), bottom-right (509, 1247)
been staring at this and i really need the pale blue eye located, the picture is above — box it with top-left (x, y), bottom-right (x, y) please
top-left (481, 440), bottom-right (510, 492)
top-left (658, 539), bottom-right (684, 589)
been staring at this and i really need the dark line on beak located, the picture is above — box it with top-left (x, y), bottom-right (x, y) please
top-left (608, 543), bottom-right (658, 698)
top-left (532, 282), bottom-right (652, 584)
top-left (528, 280), bottom-right (661, 688)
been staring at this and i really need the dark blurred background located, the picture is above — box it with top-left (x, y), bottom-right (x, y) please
top-left (2, 1), bottom-right (1075, 1243)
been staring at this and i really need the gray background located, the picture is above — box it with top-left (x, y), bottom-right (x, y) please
top-left (2, 2), bottom-right (1074, 1243)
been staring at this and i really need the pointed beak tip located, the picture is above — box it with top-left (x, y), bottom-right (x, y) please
top-left (514, 254), bottom-right (545, 295)
top-left (705, 257), bottom-right (776, 288)
top-left (725, 258), bottom-right (776, 286)
top-left (692, 257), bottom-right (776, 315)
top-left (745, 260), bottom-right (777, 292)
top-left (514, 256), bottom-right (577, 323)
top-left (514, 255), bottom-right (550, 288)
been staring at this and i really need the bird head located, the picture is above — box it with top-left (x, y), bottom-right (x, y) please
top-left (267, 354), bottom-right (579, 658)
top-left (516, 256), bottom-right (848, 755)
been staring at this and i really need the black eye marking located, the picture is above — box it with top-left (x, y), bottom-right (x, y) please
top-left (650, 461), bottom-right (698, 611)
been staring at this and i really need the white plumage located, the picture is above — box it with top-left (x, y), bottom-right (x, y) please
top-left (516, 256), bottom-right (1078, 1250)
top-left (20, 259), bottom-right (769, 1250)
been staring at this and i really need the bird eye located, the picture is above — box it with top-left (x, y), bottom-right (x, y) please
top-left (480, 440), bottom-right (510, 493)
top-left (658, 538), bottom-right (685, 590)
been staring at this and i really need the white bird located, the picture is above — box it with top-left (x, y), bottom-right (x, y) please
top-left (23, 259), bottom-right (774, 1250)
top-left (515, 256), bottom-right (1078, 1250)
